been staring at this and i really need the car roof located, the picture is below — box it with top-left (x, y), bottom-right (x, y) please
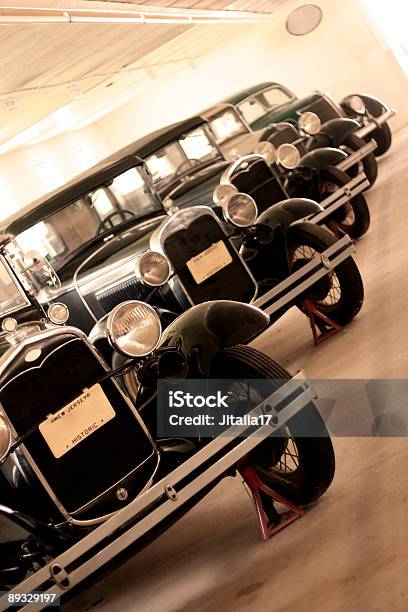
top-left (1, 115), bottom-right (206, 236)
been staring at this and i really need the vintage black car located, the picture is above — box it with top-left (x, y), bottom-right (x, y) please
top-left (215, 81), bottom-right (395, 157)
top-left (0, 233), bottom-right (335, 599)
top-left (0, 119), bottom-right (363, 349)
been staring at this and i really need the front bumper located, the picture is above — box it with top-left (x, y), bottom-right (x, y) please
top-left (355, 109), bottom-right (396, 139)
top-left (336, 139), bottom-right (378, 171)
top-left (253, 234), bottom-right (355, 317)
top-left (0, 373), bottom-right (316, 611)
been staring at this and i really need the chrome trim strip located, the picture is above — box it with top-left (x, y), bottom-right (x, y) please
top-left (3, 372), bottom-right (315, 608)
top-left (355, 109), bottom-right (396, 138)
top-left (309, 173), bottom-right (369, 224)
top-left (336, 139), bottom-right (377, 170)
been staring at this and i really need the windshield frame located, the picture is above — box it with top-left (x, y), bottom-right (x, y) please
top-left (144, 123), bottom-right (224, 196)
top-left (0, 253), bottom-right (31, 317)
top-left (14, 162), bottom-right (164, 278)
top-left (207, 105), bottom-right (250, 144)
top-left (237, 85), bottom-right (296, 125)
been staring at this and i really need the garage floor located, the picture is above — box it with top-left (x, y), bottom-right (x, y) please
top-left (66, 125), bottom-right (408, 612)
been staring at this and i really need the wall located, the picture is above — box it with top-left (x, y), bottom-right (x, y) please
top-left (0, 0), bottom-right (406, 215)
top-left (0, 125), bottom-right (111, 217)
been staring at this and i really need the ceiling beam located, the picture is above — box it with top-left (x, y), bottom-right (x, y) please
top-left (0, 1), bottom-right (277, 23)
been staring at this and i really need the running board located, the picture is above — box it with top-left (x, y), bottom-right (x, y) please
top-left (309, 172), bottom-right (369, 225)
top-left (0, 373), bottom-right (316, 611)
top-left (252, 234), bottom-right (354, 316)
top-left (336, 139), bottom-right (377, 171)
top-left (355, 109), bottom-right (396, 139)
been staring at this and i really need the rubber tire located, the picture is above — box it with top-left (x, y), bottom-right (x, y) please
top-left (370, 121), bottom-right (392, 157)
top-left (343, 133), bottom-right (378, 187)
top-left (210, 345), bottom-right (335, 506)
top-left (287, 222), bottom-right (364, 325)
top-left (319, 166), bottom-right (370, 239)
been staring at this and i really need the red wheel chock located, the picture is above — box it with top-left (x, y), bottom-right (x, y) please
top-left (303, 299), bottom-right (342, 345)
top-left (240, 467), bottom-right (304, 541)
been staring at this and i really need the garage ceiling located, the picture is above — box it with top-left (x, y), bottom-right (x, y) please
top-left (0, 0), bottom-right (289, 152)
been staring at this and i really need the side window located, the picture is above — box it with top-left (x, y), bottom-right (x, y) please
top-left (238, 99), bottom-right (265, 124)
top-left (109, 168), bottom-right (153, 213)
top-left (259, 87), bottom-right (292, 109)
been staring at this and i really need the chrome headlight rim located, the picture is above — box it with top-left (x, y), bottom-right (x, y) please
top-left (349, 95), bottom-right (366, 115)
top-left (213, 183), bottom-right (238, 207)
top-left (0, 414), bottom-right (12, 465)
top-left (254, 141), bottom-right (277, 164)
top-left (277, 143), bottom-right (301, 169)
top-left (298, 111), bottom-right (321, 135)
top-left (47, 302), bottom-right (69, 325)
top-left (134, 251), bottom-right (171, 287)
top-left (223, 192), bottom-right (258, 228)
top-left (106, 300), bottom-right (162, 358)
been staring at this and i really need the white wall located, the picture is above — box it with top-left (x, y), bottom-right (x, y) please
top-left (0, 0), bottom-right (406, 215)
top-left (0, 125), bottom-right (111, 216)
top-left (95, 0), bottom-right (408, 152)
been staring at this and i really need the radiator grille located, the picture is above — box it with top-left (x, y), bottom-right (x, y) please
top-left (96, 277), bottom-right (150, 314)
top-left (301, 98), bottom-right (340, 123)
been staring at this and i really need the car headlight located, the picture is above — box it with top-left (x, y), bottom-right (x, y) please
top-left (213, 184), bottom-right (238, 207)
top-left (47, 302), bottom-right (69, 325)
top-left (0, 414), bottom-right (11, 464)
top-left (277, 143), bottom-right (300, 169)
top-left (107, 300), bottom-right (162, 358)
top-left (298, 111), bottom-right (321, 135)
top-left (349, 95), bottom-right (366, 115)
top-left (134, 251), bottom-right (170, 287)
top-left (254, 141), bottom-right (277, 164)
top-left (223, 193), bottom-right (258, 227)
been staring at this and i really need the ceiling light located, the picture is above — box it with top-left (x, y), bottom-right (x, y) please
top-left (286, 4), bottom-right (323, 36)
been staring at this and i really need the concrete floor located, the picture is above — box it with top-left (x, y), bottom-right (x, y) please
top-left (67, 126), bottom-right (408, 612)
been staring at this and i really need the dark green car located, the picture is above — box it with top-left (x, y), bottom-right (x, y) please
top-left (204, 81), bottom-right (395, 157)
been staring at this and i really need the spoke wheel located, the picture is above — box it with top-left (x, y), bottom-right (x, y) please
top-left (210, 345), bottom-right (335, 506)
top-left (287, 222), bottom-right (364, 325)
top-left (289, 243), bottom-right (342, 308)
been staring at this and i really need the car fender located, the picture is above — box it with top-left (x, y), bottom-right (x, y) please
top-left (255, 198), bottom-right (323, 232)
top-left (299, 147), bottom-right (347, 170)
top-left (159, 301), bottom-right (269, 375)
top-left (318, 118), bottom-right (360, 147)
top-left (340, 94), bottom-right (387, 118)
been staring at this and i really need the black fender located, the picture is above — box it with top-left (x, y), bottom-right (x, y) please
top-left (315, 118), bottom-right (360, 147)
top-left (159, 301), bottom-right (269, 375)
top-left (255, 198), bottom-right (323, 232)
top-left (340, 93), bottom-right (387, 118)
top-left (299, 147), bottom-right (347, 170)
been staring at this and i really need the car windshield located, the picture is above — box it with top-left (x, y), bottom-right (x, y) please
top-left (145, 126), bottom-right (221, 191)
top-left (14, 167), bottom-right (160, 281)
top-left (208, 109), bottom-right (248, 144)
top-left (0, 256), bottom-right (29, 316)
top-left (238, 86), bottom-right (295, 125)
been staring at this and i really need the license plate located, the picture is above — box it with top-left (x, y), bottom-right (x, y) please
top-left (39, 384), bottom-right (115, 459)
top-left (186, 240), bottom-right (232, 284)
